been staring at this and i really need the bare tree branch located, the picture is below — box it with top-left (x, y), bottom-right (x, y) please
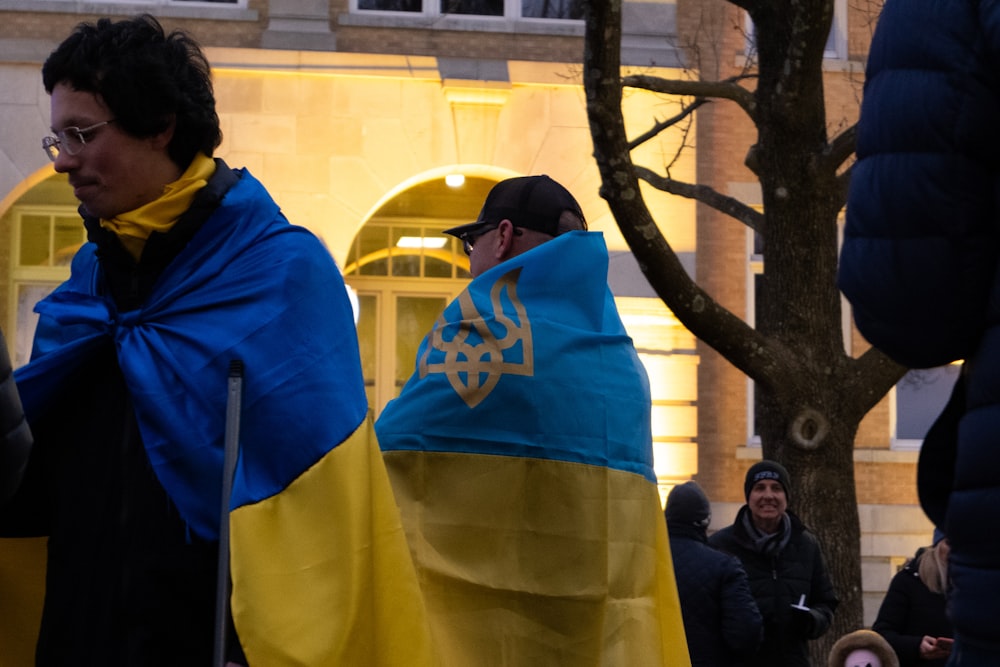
top-left (628, 98), bottom-right (707, 151)
top-left (623, 74), bottom-right (758, 121)
top-left (664, 106), bottom-right (697, 173)
top-left (842, 345), bottom-right (909, 421)
top-left (634, 165), bottom-right (765, 233)
top-left (822, 122), bottom-right (858, 173)
top-left (584, 0), bottom-right (787, 385)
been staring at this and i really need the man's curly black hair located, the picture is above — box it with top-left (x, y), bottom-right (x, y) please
top-left (42, 14), bottom-right (222, 169)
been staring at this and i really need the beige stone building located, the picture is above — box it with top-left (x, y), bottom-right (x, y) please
top-left (0, 0), bottom-right (940, 658)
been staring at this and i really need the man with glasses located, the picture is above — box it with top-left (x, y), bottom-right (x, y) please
top-left (376, 175), bottom-right (691, 666)
top-left (1, 14), bottom-right (430, 667)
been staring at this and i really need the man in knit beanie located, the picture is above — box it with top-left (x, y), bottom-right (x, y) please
top-left (665, 481), bottom-right (761, 666)
top-left (709, 461), bottom-right (838, 667)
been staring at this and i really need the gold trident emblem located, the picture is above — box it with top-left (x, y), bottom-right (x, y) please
top-left (419, 266), bottom-right (534, 408)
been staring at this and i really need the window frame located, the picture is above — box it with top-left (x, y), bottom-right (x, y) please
top-left (349, 0), bottom-right (583, 24)
top-left (889, 364), bottom-right (961, 451)
top-left (23, 0), bottom-right (254, 15)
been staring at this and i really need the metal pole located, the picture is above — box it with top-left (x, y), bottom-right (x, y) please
top-left (213, 359), bottom-right (243, 667)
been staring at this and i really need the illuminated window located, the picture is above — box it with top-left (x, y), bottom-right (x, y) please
top-left (343, 221), bottom-right (471, 279)
top-left (344, 220), bottom-right (473, 416)
top-left (10, 207), bottom-right (85, 368)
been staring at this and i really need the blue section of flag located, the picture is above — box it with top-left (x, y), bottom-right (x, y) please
top-left (15, 170), bottom-right (366, 540)
top-left (376, 231), bottom-right (655, 482)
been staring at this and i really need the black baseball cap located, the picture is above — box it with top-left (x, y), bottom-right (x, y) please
top-left (443, 175), bottom-right (585, 239)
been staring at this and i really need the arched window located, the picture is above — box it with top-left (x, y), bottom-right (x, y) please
top-left (343, 175), bottom-right (491, 415)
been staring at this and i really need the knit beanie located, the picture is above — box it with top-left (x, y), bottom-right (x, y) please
top-left (744, 460), bottom-right (792, 503)
top-left (665, 481), bottom-right (711, 528)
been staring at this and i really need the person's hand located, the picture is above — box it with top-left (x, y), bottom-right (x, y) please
top-left (920, 635), bottom-right (953, 660)
top-left (787, 605), bottom-right (814, 637)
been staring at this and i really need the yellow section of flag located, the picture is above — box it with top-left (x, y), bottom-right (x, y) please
top-left (0, 537), bottom-right (45, 667)
top-left (384, 449), bottom-right (690, 667)
top-left (230, 416), bottom-right (436, 666)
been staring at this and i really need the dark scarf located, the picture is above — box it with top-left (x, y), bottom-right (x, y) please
top-left (740, 507), bottom-right (792, 557)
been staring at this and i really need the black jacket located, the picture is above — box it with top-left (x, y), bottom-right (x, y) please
top-left (0, 163), bottom-right (242, 666)
top-left (669, 521), bottom-right (762, 666)
top-left (873, 548), bottom-right (953, 667)
top-left (709, 506), bottom-right (838, 667)
top-left (0, 329), bottom-right (31, 504)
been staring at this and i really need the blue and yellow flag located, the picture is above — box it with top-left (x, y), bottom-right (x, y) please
top-left (13, 170), bottom-right (433, 666)
top-left (376, 231), bottom-right (690, 666)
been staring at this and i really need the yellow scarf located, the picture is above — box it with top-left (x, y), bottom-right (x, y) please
top-left (100, 153), bottom-right (217, 261)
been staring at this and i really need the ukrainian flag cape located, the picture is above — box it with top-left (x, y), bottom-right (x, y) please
top-left (376, 231), bottom-right (690, 666)
top-left (14, 170), bottom-right (433, 666)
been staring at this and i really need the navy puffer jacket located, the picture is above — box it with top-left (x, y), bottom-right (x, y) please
top-left (840, 0), bottom-right (1000, 662)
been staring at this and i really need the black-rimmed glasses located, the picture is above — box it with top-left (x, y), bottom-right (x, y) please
top-left (42, 120), bottom-right (116, 161)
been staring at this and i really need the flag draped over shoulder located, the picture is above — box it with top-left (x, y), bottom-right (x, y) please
top-left (14, 170), bottom-right (433, 666)
top-left (376, 231), bottom-right (690, 667)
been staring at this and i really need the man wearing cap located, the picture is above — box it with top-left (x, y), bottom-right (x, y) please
top-left (376, 175), bottom-right (691, 666)
top-left (665, 481), bottom-right (762, 666)
top-left (709, 460), bottom-right (838, 667)
top-left (444, 174), bottom-right (587, 277)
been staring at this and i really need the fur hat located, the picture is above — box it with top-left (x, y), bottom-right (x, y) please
top-left (827, 629), bottom-right (899, 667)
top-left (664, 481), bottom-right (711, 528)
top-left (744, 460), bottom-right (792, 502)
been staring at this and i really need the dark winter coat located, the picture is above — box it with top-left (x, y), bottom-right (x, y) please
top-left (0, 331), bottom-right (31, 504)
top-left (0, 163), bottom-right (242, 666)
top-left (709, 506), bottom-right (838, 667)
top-left (669, 521), bottom-right (763, 666)
top-left (873, 549), bottom-right (953, 667)
top-left (839, 0), bottom-right (1000, 661)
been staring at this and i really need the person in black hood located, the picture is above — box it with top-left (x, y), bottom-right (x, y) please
top-left (709, 460), bottom-right (839, 667)
top-left (873, 538), bottom-right (953, 666)
top-left (666, 480), bottom-right (762, 666)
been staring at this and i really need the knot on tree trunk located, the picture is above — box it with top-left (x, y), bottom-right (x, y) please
top-left (788, 407), bottom-right (829, 450)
